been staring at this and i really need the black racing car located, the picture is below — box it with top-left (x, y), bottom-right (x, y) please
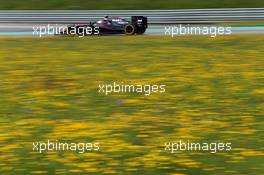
top-left (59, 16), bottom-right (148, 36)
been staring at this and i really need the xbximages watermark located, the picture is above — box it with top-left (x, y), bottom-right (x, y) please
top-left (32, 140), bottom-right (100, 153)
top-left (98, 82), bottom-right (166, 95)
top-left (32, 24), bottom-right (100, 37)
top-left (165, 140), bottom-right (232, 154)
top-left (165, 24), bottom-right (232, 37)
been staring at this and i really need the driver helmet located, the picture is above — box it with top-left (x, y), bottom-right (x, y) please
top-left (104, 16), bottom-right (109, 20)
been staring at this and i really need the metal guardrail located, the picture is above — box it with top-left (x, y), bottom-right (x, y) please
top-left (0, 8), bottom-right (264, 24)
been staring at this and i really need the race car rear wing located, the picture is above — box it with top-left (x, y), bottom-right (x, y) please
top-left (131, 16), bottom-right (148, 29)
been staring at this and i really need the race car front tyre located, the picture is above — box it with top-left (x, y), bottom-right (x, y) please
top-left (124, 24), bottom-right (135, 35)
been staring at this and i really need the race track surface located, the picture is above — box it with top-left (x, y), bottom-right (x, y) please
top-left (1, 9), bottom-right (264, 36)
top-left (0, 23), bottom-right (264, 36)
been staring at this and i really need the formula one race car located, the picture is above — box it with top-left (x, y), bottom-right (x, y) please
top-left (59, 16), bottom-right (148, 36)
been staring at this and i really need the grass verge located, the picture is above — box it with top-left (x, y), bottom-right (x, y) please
top-left (0, 35), bottom-right (263, 175)
top-left (1, 0), bottom-right (264, 10)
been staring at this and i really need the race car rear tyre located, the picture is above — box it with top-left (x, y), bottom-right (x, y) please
top-left (136, 28), bottom-right (146, 35)
top-left (124, 24), bottom-right (135, 35)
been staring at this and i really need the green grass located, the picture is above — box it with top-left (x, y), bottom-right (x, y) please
top-left (0, 35), bottom-right (263, 175)
top-left (1, 0), bottom-right (264, 10)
